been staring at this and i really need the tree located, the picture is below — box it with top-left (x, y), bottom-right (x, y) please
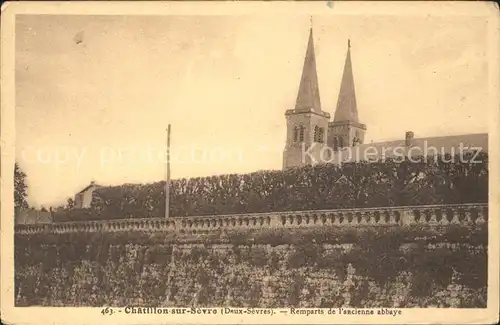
top-left (14, 163), bottom-right (28, 210)
top-left (67, 197), bottom-right (75, 209)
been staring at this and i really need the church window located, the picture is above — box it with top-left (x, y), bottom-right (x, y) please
top-left (313, 126), bottom-right (325, 143)
top-left (339, 137), bottom-right (344, 148)
top-left (333, 137), bottom-right (338, 150)
top-left (318, 127), bottom-right (325, 143)
top-left (293, 126), bottom-right (299, 142)
top-left (299, 126), bottom-right (305, 142)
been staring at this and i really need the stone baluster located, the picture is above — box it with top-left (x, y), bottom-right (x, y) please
top-left (428, 209), bottom-right (439, 226)
top-left (293, 215), bottom-right (301, 227)
top-left (418, 210), bottom-right (429, 225)
top-left (332, 213), bottom-right (340, 226)
top-left (386, 211), bottom-right (395, 224)
top-left (269, 215), bottom-right (279, 228)
top-left (388, 211), bottom-right (398, 224)
top-left (347, 213), bottom-right (356, 226)
top-left (285, 215), bottom-right (291, 227)
top-left (296, 215), bottom-right (302, 227)
top-left (400, 209), bottom-right (415, 226)
top-left (438, 208), bottom-right (449, 226)
top-left (344, 212), bottom-right (352, 226)
top-left (464, 210), bottom-right (474, 226)
top-left (449, 208), bottom-right (460, 225)
top-left (349, 212), bottom-right (356, 225)
top-left (475, 208), bottom-right (487, 225)
top-left (323, 213), bottom-right (330, 226)
top-left (326, 213), bottom-right (333, 225)
top-left (358, 212), bottom-right (368, 225)
top-left (366, 211), bottom-right (377, 225)
top-left (307, 214), bottom-right (313, 226)
top-left (306, 214), bottom-right (312, 226)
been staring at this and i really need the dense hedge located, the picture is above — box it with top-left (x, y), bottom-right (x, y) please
top-left (53, 153), bottom-right (488, 221)
top-left (15, 226), bottom-right (487, 307)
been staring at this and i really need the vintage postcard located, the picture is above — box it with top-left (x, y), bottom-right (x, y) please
top-left (1, 1), bottom-right (499, 324)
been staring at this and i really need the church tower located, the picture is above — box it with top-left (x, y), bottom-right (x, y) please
top-left (327, 40), bottom-right (367, 151)
top-left (283, 27), bottom-right (331, 169)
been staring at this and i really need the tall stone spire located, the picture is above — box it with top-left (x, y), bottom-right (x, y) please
top-left (333, 39), bottom-right (359, 122)
top-left (295, 27), bottom-right (322, 112)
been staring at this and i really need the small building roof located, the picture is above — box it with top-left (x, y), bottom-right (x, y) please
top-left (330, 133), bottom-right (488, 164)
top-left (76, 181), bottom-right (102, 195)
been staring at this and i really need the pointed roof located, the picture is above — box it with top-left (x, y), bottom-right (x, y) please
top-left (295, 28), bottom-right (322, 112)
top-left (334, 39), bottom-right (359, 122)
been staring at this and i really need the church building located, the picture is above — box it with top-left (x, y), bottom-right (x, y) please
top-left (283, 28), bottom-right (488, 169)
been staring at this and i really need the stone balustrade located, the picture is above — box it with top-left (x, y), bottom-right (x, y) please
top-left (14, 203), bottom-right (488, 235)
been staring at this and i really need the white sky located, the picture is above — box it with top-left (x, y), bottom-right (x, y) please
top-left (15, 14), bottom-right (489, 207)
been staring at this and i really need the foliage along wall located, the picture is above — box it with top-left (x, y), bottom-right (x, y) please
top-left (52, 153), bottom-right (488, 222)
top-left (15, 224), bottom-right (487, 307)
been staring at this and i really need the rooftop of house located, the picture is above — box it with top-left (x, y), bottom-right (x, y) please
top-left (76, 181), bottom-right (102, 195)
top-left (334, 132), bottom-right (488, 163)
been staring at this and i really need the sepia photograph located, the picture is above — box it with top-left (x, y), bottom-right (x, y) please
top-left (1, 1), bottom-right (499, 324)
